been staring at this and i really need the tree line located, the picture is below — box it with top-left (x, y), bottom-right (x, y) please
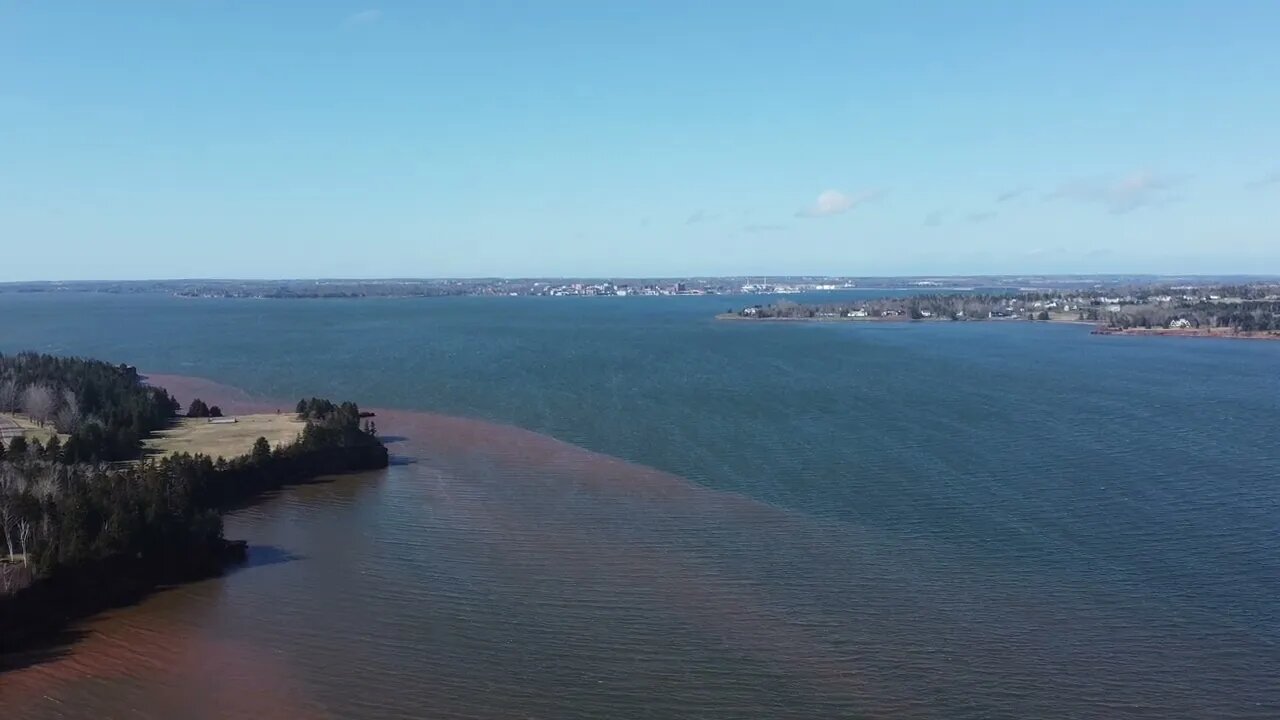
top-left (1092, 301), bottom-right (1280, 332)
top-left (0, 353), bottom-right (389, 650)
top-left (186, 398), bottom-right (224, 418)
top-left (0, 401), bottom-right (386, 579)
top-left (733, 288), bottom-right (1280, 333)
top-left (737, 294), bottom-right (1032, 320)
top-left (0, 352), bottom-right (179, 462)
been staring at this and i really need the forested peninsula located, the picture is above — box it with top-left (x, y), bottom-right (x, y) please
top-left (719, 283), bottom-right (1280, 339)
top-left (0, 353), bottom-right (389, 652)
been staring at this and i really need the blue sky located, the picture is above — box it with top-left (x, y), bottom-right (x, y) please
top-left (2, 1), bottom-right (1278, 280)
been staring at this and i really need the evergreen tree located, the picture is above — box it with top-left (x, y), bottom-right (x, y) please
top-left (43, 436), bottom-right (62, 462)
top-left (1, 352), bottom-right (389, 644)
top-left (187, 399), bottom-right (210, 418)
top-left (251, 437), bottom-right (272, 465)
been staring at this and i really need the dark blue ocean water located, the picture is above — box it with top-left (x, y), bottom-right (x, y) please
top-left (1, 291), bottom-right (1278, 718)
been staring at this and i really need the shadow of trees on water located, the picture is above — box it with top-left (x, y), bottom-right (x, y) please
top-left (0, 544), bottom-right (305, 674)
top-left (0, 626), bottom-right (91, 673)
top-left (227, 544), bottom-right (305, 573)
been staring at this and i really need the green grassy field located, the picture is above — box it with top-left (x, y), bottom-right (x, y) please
top-left (0, 413), bottom-right (65, 445)
top-left (143, 414), bottom-right (305, 460)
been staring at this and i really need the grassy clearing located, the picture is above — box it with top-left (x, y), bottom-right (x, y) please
top-left (1046, 311), bottom-right (1093, 323)
top-left (143, 413), bottom-right (306, 460)
top-left (0, 413), bottom-right (66, 445)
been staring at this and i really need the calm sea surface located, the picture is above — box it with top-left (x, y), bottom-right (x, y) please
top-left (1, 292), bottom-right (1278, 718)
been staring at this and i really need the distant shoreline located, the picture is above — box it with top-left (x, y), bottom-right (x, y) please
top-left (1089, 327), bottom-right (1280, 340)
top-left (8, 275), bottom-right (1280, 302)
top-left (714, 313), bottom-right (1093, 326)
top-left (716, 313), bottom-right (1280, 340)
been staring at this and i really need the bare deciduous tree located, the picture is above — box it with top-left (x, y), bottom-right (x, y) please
top-left (33, 471), bottom-right (61, 501)
top-left (20, 384), bottom-right (57, 427)
top-left (0, 467), bottom-right (20, 560)
top-left (0, 511), bottom-right (13, 560)
top-left (16, 518), bottom-right (30, 565)
top-left (54, 388), bottom-right (82, 433)
top-left (0, 379), bottom-right (19, 413)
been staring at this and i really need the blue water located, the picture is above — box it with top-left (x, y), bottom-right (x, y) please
top-left (2, 291), bottom-right (1278, 718)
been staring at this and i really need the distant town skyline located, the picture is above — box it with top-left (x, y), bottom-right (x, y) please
top-left (5, 274), bottom-right (1277, 302)
top-left (2, 1), bottom-right (1278, 281)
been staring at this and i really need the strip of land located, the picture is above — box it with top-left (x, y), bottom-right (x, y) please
top-left (143, 414), bottom-right (305, 460)
top-left (1, 352), bottom-right (389, 654)
top-left (716, 312), bottom-right (1088, 324)
top-left (1090, 327), bottom-right (1280, 340)
top-left (719, 282), bottom-right (1280, 340)
top-left (0, 413), bottom-right (65, 445)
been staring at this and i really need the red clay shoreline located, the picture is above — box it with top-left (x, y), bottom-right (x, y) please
top-left (1089, 327), bottom-right (1280, 340)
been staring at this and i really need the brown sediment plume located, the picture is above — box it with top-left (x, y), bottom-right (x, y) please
top-left (1, 375), bottom-right (332, 718)
top-left (147, 372), bottom-right (776, 509)
top-left (134, 373), bottom-right (914, 714)
top-left (144, 373), bottom-right (279, 416)
top-left (0, 597), bottom-right (331, 719)
top-left (428, 476), bottom-right (892, 712)
top-left (11, 373), bottom-right (1204, 717)
top-left (134, 373), bottom-right (1100, 715)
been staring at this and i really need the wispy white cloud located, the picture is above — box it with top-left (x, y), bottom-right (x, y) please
top-left (686, 209), bottom-right (718, 225)
top-left (1050, 170), bottom-right (1182, 213)
top-left (1247, 171), bottom-right (1280, 189)
top-left (967, 211), bottom-right (997, 224)
top-left (796, 189), bottom-right (881, 218)
top-left (743, 223), bottom-right (787, 233)
top-left (1025, 246), bottom-right (1067, 257)
top-left (996, 185), bottom-right (1030, 203)
top-left (344, 9), bottom-right (382, 26)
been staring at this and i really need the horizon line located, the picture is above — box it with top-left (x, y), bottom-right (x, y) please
top-left (4, 272), bottom-right (1280, 285)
